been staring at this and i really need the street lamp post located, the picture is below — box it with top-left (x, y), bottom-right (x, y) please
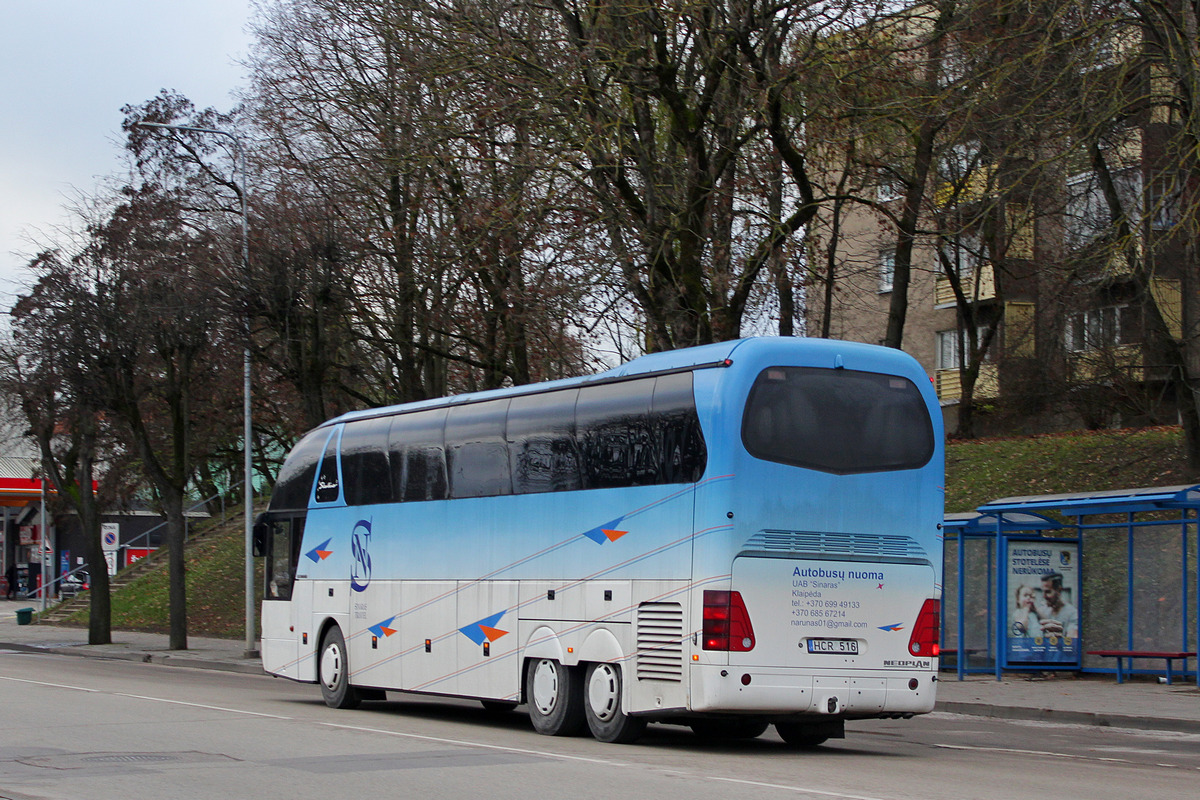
top-left (136, 122), bottom-right (257, 658)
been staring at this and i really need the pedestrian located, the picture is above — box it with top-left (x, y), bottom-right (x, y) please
top-left (4, 561), bottom-right (16, 600)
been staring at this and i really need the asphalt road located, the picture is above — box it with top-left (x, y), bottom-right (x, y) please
top-left (2, 648), bottom-right (1198, 800)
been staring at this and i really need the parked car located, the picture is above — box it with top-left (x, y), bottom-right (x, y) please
top-left (59, 571), bottom-right (90, 599)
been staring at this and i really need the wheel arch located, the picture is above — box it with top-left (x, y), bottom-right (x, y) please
top-left (522, 625), bottom-right (566, 664)
top-left (313, 616), bottom-right (346, 679)
top-left (577, 627), bottom-right (625, 666)
top-left (316, 616), bottom-right (342, 652)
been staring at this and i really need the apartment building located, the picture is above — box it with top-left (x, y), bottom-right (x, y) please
top-left (803, 10), bottom-right (1190, 437)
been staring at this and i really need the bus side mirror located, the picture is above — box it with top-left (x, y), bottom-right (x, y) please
top-left (252, 516), bottom-right (271, 558)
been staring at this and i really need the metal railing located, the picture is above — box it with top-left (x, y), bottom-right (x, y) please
top-left (121, 492), bottom-right (227, 552)
top-left (18, 492), bottom-right (229, 604)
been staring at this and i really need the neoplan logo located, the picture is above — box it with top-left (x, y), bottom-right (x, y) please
top-left (350, 519), bottom-right (372, 593)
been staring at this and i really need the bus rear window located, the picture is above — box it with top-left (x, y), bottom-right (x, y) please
top-left (741, 366), bottom-right (934, 474)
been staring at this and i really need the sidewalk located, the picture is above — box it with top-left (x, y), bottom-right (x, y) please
top-left (2, 599), bottom-right (1197, 732)
top-left (0, 598), bottom-right (262, 675)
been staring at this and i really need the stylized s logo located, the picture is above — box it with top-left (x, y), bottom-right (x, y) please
top-left (350, 519), bottom-right (372, 593)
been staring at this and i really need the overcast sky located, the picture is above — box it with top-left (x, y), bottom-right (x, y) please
top-left (0, 0), bottom-right (254, 306)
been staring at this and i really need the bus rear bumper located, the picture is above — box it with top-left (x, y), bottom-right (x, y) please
top-left (688, 665), bottom-right (937, 716)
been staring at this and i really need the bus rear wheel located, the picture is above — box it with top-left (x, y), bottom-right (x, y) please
top-left (319, 626), bottom-right (361, 710)
top-left (526, 658), bottom-right (585, 736)
top-left (584, 662), bottom-right (646, 744)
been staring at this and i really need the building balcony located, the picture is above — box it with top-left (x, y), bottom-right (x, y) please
top-left (935, 262), bottom-right (995, 307)
top-left (935, 363), bottom-right (999, 402)
top-left (1068, 344), bottom-right (1144, 384)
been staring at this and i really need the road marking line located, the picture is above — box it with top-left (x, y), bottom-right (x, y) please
top-left (317, 721), bottom-right (622, 766)
top-left (936, 743), bottom-right (1117, 760)
top-left (0, 675), bottom-right (102, 692)
top-left (709, 776), bottom-right (892, 800)
top-left (113, 693), bottom-right (291, 719)
top-left (0, 675), bottom-right (289, 718)
top-left (934, 743), bottom-right (1198, 770)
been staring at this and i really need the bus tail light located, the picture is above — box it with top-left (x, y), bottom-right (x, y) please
top-left (703, 590), bottom-right (756, 651)
top-left (908, 598), bottom-right (940, 657)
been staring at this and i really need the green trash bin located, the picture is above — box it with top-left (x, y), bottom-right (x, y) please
top-left (16, 607), bottom-right (34, 625)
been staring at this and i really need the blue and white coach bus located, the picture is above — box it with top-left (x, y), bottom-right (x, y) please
top-left (255, 337), bottom-right (944, 745)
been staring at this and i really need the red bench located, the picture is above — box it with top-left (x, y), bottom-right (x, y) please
top-left (1086, 650), bottom-right (1196, 684)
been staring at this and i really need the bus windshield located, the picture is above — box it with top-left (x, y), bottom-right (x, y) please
top-left (741, 366), bottom-right (934, 474)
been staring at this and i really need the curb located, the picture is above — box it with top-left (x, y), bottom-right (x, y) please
top-left (937, 700), bottom-right (1200, 735)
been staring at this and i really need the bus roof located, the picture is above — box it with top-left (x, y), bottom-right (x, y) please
top-left (323, 337), bottom-right (922, 429)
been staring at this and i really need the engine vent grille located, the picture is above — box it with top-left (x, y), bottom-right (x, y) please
top-left (636, 601), bottom-right (684, 682)
top-left (742, 529), bottom-right (930, 564)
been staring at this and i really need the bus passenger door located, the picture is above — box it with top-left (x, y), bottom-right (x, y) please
top-left (261, 515), bottom-right (308, 680)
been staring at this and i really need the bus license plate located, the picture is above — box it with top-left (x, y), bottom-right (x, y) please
top-left (807, 638), bottom-right (858, 655)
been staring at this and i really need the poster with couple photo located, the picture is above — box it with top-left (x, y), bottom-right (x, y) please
top-left (1006, 541), bottom-right (1081, 664)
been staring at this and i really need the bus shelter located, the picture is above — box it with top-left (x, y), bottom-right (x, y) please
top-left (942, 485), bottom-right (1199, 685)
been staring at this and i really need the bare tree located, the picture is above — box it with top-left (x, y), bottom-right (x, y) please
top-left (4, 252), bottom-right (115, 644)
top-left (244, 0), bottom-right (591, 405)
top-left (83, 186), bottom-right (237, 650)
top-left (456, 0), bottom-right (878, 350)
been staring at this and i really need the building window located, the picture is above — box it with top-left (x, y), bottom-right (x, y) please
top-left (878, 249), bottom-right (895, 293)
top-left (938, 326), bottom-right (993, 370)
top-left (937, 330), bottom-right (962, 371)
top-left (940, 231), bottom-right (984, 278)
top-left (876, 169), bottom-right (904, 202)
top-left (1065, 169), bottom-right (1142, 249)
top-left (938, 42), bottom-right (968, 87)
top-left (1149, 178), bottom-right (1181, 231)
top-left (938, 142), bottom-right (981, 185)
top-left (1064, 305), bottom-right (1131, 352)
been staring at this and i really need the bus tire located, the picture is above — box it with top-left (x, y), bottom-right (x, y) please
top-left (319, 626), bottom-right (361, 710)
top-left (690, 718), bottom-right (770, 740)
top-left (526, 658), bottom-right (585, 736)
top-left (583, 662), bottom-right (646, 744)
top-left (774, 722), bottom-right (831, 748)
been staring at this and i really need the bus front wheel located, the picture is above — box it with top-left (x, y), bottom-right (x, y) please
top-left (526, 658), bottom-right (585, 736)
top-left (319, 626), bottom-right (361, 710)
top-left (583, 662), bottom-right (646, 744)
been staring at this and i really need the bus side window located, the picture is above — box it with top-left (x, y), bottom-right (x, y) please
top-left (508, 389), bottom-right (581, 494)
top-left (265, 516), bottom-right (303, 601)
top-left (390, 408), bottom-right (448, 502)
top-left (652, 372), bottom-right (707, 484)
top-left (314, 428), bottom-right (341, 503)
top-left (447, 399), bottom-right (512, 499)
top-left (341, 416), bottom-right (394, 506)
top-left (577, 378), bottom-right (656, 489)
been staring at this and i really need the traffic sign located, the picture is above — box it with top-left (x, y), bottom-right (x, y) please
top-left (101, 522), bottom-right (120, 551)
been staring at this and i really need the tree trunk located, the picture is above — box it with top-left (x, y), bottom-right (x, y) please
top-left (161, 487), bottom-right (189, 651)
top-left (76, 452), bottom-right (112, 645)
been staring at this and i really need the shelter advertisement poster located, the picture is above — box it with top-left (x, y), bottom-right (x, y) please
top-left (1006, 541), bottom-right (1081, 664)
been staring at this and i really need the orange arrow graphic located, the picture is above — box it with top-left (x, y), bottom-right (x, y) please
top-left (479, 625), bottom-right (509, 642)
top-left (602, 529), bottom-right (627, 542)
